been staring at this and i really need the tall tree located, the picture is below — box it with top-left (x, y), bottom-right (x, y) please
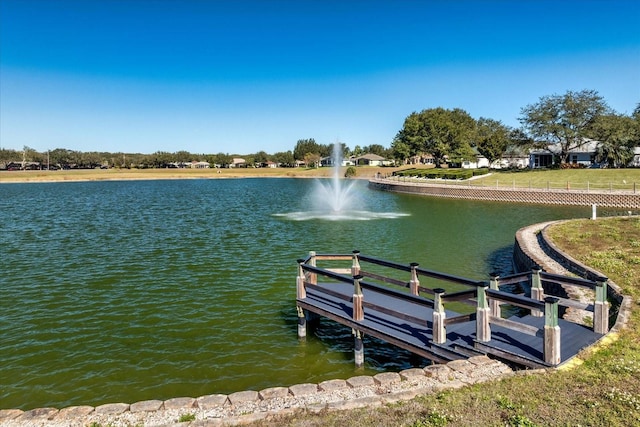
top-left (390, 138), bottom-right (411, 164)
top-left (394, 107), bottom-right (476, 167)
top-left (592, 113), bottom-right (638, 168)
top-left (363, 144), bottom-right (386, 157)
top-left (273, 150), bottom-right (295, 167)
top-left (293, 138), bottom-right (321, 161)
top-left (476, 118), bottom-right (511, 167)
top-left (518, 89), bottom-right (610, 165)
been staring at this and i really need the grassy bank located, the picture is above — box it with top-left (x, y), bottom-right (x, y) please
top-left (255, 217), bottom-right (640, 427)
top-left (389, 167), bottom-right (640, 192)
top-left (0, 166), bottom-right (393, 183)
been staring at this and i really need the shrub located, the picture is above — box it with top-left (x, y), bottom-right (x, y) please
top-left (344, 166), bottom-right (357, 178)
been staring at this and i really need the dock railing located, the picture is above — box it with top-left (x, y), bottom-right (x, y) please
top-left (296, 251), bottom-right (611, 367)
top-left (491, 267), bottom-right (610, 334)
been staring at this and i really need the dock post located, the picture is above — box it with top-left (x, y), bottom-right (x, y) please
top-left (296, 258), bottom-right (307, 338)
top-left (476, 283), bottom-right (491, 342)
top-left (594, 276), bottom-right (610, 334)
top-left (544, 296), bottom-right (561, 365)
top-left (489, 272), bottom-right (500, 318)
top-left (530, 266), bottom-right (544, 317)
top-left (297, 306), bottom-right (307, 338)
top-left (352, 275), bottom-right (364, 321)
top-left (351, 250), bottom-right (361, 276)
top-left (432, 288), bottom-right (446, 344)
top-left (354, 330), bottom-right (364, 367)
top-left (409, 262), bottom-right (420, 296)
top-left (308, 251), bottom-right (317, 285)
top-left (296, 259), bottom-right (307, 300)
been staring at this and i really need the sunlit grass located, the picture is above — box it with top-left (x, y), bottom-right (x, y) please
top-left (392, 167), bottom-right (640, 191)
top-left (0, 165), bottom-right (391, 183)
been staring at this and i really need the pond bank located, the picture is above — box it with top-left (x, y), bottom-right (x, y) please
top-left (369, 177), bottom-right (640, 208)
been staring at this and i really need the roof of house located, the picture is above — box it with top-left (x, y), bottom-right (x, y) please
top-left (355, 153), bottom-right (385, 161)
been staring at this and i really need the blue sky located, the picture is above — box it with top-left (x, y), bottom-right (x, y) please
top-left (1, 0), bottom-right (639, 155)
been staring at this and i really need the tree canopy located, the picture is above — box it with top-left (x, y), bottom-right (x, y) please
top-left (392, 107), bottom-right (477, 167)
top-left (592, 113), bottom-right (639, 168)
top-left (518, 89), bottom-right (610, 164)
top-left (475, 118), bottom-right (512, 166)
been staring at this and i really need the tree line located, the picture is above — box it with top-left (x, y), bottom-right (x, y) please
top-left (2, 89), bottom-right (638, 170)
top-left (392, 89), bottom-right (640, 168)
top-left (0, 140), bottom-right (391, 170)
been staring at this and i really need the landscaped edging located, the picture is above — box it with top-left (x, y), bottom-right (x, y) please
top-left (513, 219), bottom-right (632, 334)
top-left (369, 178), bottom-right (640, 208)
top-left (0, 356), bottom-right (515, 427)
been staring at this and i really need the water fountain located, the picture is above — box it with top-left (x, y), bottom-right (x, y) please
top-left (276, 142), bottom-right (409, 221)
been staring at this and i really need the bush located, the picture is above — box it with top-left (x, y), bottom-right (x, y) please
top-left (344, 166), bottom-right (357, 178)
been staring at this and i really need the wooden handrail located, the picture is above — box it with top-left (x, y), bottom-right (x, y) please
top-left (357, 254), bottom-right (412, 272)
top-left (300, 263), bottom-right (435, 309)
top-left (359, 270), bottom-right (409, 288)
top-left (540, 271), bottom-right (602, 289)
top-left (486, 288), bottom-right (546, 311)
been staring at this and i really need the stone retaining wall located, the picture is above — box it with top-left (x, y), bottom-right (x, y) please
top-left (369, 178), bottom-right (640, 208)
top-left (513, 220), bottom-right (632, 334)
top-left (0, 356), bottom-right (514, 427)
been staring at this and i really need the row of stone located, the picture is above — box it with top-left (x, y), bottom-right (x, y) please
top-left (0, 356), bottom-right (515, 426)
top-left (369, 179), bottom-right (640, 208)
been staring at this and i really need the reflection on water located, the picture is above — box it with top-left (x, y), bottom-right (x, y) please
top-left (0, 178), bottom-right (589, 410)
top-left (274, 210), bottom-right (410, 221)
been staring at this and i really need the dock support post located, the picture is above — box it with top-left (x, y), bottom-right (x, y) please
top-left (308, 251), bottom-right (317, 285)
top-left (354, 330), bottom-right (364, 367)
top-left (531, 265), bottom-right (544, 317)
top-left (489, 272), bottom-right (500, 318)
top-left (544, 296), bottom-right (561, 365)
top-left (296, 259), bottom-right (307, 299)
top-left (594, 276), bottom-right (610, 334)
top-left (351, 250), bottom-right (361, 276)
top-left (432, 288), bottom-right (446, 344)
top-left (352, 275), bottom-right (364, 321)
top-left (409, 262), bottom-right (420, 296)
top-left (297, 306), bottom-right (307, 338)
top-left (476, 283), bottom-right (491, 342)
top-left (296, 259), bottom-right (307, 338)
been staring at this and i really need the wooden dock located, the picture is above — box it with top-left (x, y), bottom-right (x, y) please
top-left (295, 251), bottom-right (610, 369)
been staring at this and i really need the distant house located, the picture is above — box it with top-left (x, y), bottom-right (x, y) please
top-left (632, 147), bottom-right (640, 168)
top-left (263, 161), bottom-right (277, 168)
top-left (230, 158), bottom-right (246, 168)
top-left (461, 146), bottom-right (530, 169)
top-left (4, 161), bottom-right (41, 170)
top-left (353, 153), bottom-right (387, 166)
top-left (407, 153), bottom-right (435, 166)
top-left (320, 156), bottom-right (354, 167)
top-left (529, 140), bottom-right (599, 168)
top-left (190, 161), bottom-right (210, 169)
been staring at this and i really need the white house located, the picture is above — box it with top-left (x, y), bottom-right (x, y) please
top-left (631, 147), bottom-right (640, 167)
top-left (320, 156), bottom-right (354, 167)
top-left (230, 158), bottom-right (246, 168)
top-left (190, 161), bottom-right (210, 169)
top-left (529, 139), bottom-right (640, 168)
top-left (353, 153), bottom-right (387, 166)
top-left (529, 140), bottom-right (600, 168)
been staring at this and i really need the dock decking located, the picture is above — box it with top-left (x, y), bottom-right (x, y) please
top-left (296, 252), bottom-right (610, 369)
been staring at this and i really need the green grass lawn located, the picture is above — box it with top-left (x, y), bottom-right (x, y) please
top-left (391, 167), bottom-right (640, 192)
top-left (473, 169), bottom-right (640, 191)
top-left (254, 217), bottom-right (640, 427)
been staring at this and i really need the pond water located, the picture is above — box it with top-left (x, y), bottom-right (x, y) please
top-left (0, 178), bottom-right (589, 410)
